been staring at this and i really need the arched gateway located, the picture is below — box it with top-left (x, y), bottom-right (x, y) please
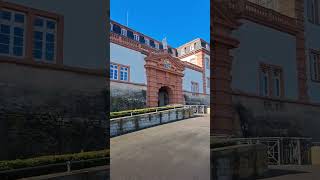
top-left (145, 51), bottom-right (185, 107)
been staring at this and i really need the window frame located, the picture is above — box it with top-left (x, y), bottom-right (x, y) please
top-left (259, 63), bottom-right (284, 98)
top-left (0, 1), bottom-right (64, 65)
top-left (310, 49), bottom-right (320, 82)
top-left (0, 8), bottom-right (26, 58)
top-left (191, 81), bottom-right (199, 96)
top-left (110, 62), bottom-right (130, 82)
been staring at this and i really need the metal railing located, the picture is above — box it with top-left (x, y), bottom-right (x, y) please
top-left (229, 137), bottom-right (312, 165)
top-left (184, 105), bottom-right (209, 115)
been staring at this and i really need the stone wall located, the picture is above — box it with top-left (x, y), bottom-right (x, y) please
top-left (110, 81), bottom-right (147, 112)
top-left (211, 144), bottom-right (268, 180)
top-left (232, 94), bottom-right (320, 141)
top-left (184, 92), bottom-right (210, 105)
top-left (0, 63), bottom-right (108, 160)
top-left (110, 107), bottom-right (194, 137)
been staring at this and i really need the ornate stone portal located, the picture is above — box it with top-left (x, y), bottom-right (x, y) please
top-left (145, 51), bottom-right (185, 107)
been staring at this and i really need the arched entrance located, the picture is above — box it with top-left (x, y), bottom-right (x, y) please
top-left (158, 86), bottom-right (170, 107)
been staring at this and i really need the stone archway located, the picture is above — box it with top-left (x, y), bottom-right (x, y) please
top-left (145, 51), bottom-right (185, 107)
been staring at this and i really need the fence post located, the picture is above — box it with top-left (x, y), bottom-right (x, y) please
top-left (297, 139), bottom-right (301, 165)
top-left (278, 139), bottom-right (281, 165)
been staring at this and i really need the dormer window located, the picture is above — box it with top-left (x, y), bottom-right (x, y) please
top-left (134, 34), bottom-right (139, 41)
top-left (190, 45), bottom-right (194, 51)
top-left (145, 38), bottom-right (149, 45)
top-left (121, 28), bottom-right (127, 36)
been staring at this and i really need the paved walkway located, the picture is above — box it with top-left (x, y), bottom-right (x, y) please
top-left (259, 165), bottom-right (320, 180)
top-left (110, 115), bottom-right (210, 180)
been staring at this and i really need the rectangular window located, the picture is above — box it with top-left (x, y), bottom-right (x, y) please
top-left (139, 35), bottom-right (145, 44)
top-left (206, 57), bottom-right (210, 69)
top-left (191, 82), bottom-right (199, 96)
top-left (120, 66), bottom-right (129, 81)
top-left (134, 34), bottom-right (139, 41)
top-left (33, 16), bottom-right (57, 62)
top-left (190, 45), bottom-right (194, 51)
top-left (110, 63), bottom-right (118, 80)
top-left (310, 50), bottom-right (320, 81)
top-left (121, 28), bottom-right (127, 36)
top-left (112, 24), bottom-right (121, 34)
top-left (259, 64), bottom-right (283, 98)
top-left (0, 9), bottom-right (26, 57)
top-left (145, 38), bottom-right (149, 45)
top-left (155, 42), bottom-right (159, 49)
top-left (127, 30), bottom-right (134, 39)
top-left (110, 63), bottom-right (130, 82)
top-left (308, 0), bottom-right (320, 24)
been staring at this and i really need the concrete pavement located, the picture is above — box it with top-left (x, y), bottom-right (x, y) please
top-left (110, 115), bottom-right (210, 180)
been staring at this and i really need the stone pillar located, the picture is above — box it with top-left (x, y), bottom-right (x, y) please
top-left (211, 1), bottom-right (240, 135)
top-left (295, 0), bottom-right (309, 102)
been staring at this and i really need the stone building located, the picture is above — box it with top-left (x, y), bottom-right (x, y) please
top-left (110, 20), bottom-right (210, 111)
top-left (0, 0), bottom-right (108, 160)
top-left (212, 0), bottom-right (320, 140)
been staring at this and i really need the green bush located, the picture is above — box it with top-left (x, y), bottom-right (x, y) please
top-left (110, 105), bottom-right (183, 119)
top-left (0, 149), bottom-right (109, 171)
top-left (211, 138), bottom-right (236, 149)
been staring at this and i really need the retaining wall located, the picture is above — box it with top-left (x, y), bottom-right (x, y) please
top-left (211, 144), bottom-right (268, 180)
top-left (110, 108), bottom-right (194, 137)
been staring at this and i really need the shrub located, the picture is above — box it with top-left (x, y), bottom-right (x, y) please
top-left (0, 149), bottom-right (109, 171)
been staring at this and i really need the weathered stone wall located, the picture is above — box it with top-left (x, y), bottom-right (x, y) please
top-left (211, 144), bottom-right (268, 180)
top-left (0, 63), bottom-right (108, 160)
top-left (110, 81), bottom-right (146, 111)
top-left (110, 108), bottom-right (194, 137)
top-left (184, 92), bottom-right (210, 105)
top-left (232, 94), bottom-right (320, 141)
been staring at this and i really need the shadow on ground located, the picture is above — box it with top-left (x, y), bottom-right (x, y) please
top-left (257, 168), bottom-right (308, 179)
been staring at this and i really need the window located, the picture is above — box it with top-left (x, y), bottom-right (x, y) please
top-left (205, 57), bottom-right (210, 69)
top-left (190, 45), bottom-right (194, 51)
top-left (145, 38), bottom-right (149, 45)
top-left (181, 48), bottom-right (185, 55)
top-left (127, 30), bottom-right (134, 39)
top-left (149, 40), bottom-right (155, 48)
top-left (110, 63), bottom-right (130, 82)
top-left (120, 66), bottom-right (128, 81)
top-left (307, 0), bottom-right (320, 24)
top-left (191, 81), bottom-right (199, 96)
top-left (155, 42), bottom-right (159, 49)
top-left (134, 34), bottom-right (139, 41)
top-left (110, 23), bottom-right (113, 32)
top-left (310, 50), bottom-right (320, 81)
top-left (121, 28), bottom-right (127, 36)
top-left (112, 24), bottom-right (121, 34)
top-left (33, 16), bottom-right (57, 62)
top-left (259, 64), bottom-right (283, 98)
top-left (207, 77), bottom-right (210, 88)
top-left (159, 44), bottom-right (163, 49)
top-left (110, 63), bottom-right (118, 80)
top-left (0, 9), bottom-right (26, 57)
top-left (139, 35), bottom-right (145, 44)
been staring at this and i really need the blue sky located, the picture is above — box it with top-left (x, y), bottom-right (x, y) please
top-left (110, 0), bottom-right (209, 48)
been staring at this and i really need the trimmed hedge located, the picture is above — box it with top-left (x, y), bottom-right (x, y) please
top-left (110, 105), bottom-right (183, 119)
top-left (0, 149), bottom-right (109, 171)
top-left (211, 138), bottom-right (236, 149)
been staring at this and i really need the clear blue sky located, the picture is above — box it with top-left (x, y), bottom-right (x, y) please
top-left (110, 0), bottom-right (209, 48)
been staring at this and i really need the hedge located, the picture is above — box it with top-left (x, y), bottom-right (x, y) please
top-left (110, 105), bottom-right (183, 119)
top-left (0, 149), bottom-right (109, 171)
top-left (211, 138), bottom-right (236, 149)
